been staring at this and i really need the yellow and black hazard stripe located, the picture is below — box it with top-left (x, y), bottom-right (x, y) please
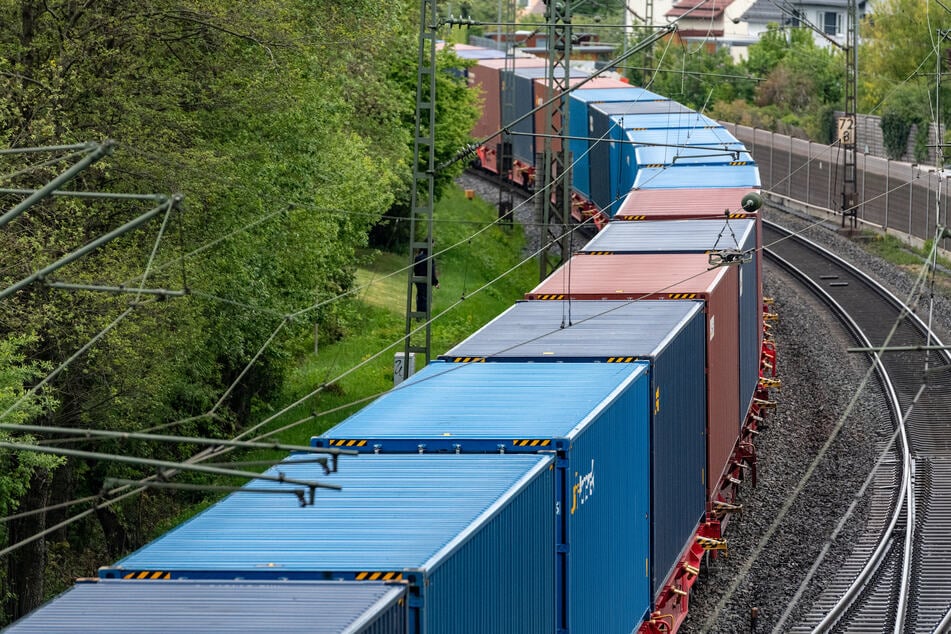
top-left (511, 439), bottom-right (553, 447)
top-left (726, 212), bottom-right (750, 218)
top-left (606, 357), bottom-right (636, 363)
top-left (729, 161), bottom-right (748, 166)
top-left (642, 163), bottom-right (664, 168)
top-left (450, 357), bottom-right (486, 363)
top-left (616, 215), bottom-right (646, 221)
top-left (123, 571), bottom-right (171, 580)
top-left (326, 439), bottom-right (369, 448)
top-left (533, 294), bottom-right (566, 300)
top-left (355, 571), bottom-right (404, 582)
top-left (583, 251), bottom-right (614, 256)
top-left (667, 293), bottom-right (698, 299)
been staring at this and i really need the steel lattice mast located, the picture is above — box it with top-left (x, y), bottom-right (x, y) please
top-left (402, 0), bottom-right (438, 378)
top-left (538, 0), bottom-right (574, 281)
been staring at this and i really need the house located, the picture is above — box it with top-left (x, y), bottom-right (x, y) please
top-left (624, 0), bottom-right (868, 60)
top-left (740, 0), bottom-right (870, 50)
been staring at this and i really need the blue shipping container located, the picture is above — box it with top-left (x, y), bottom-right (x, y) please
top-left (582, 220), bottom-right (760, 418)
top-left (318, 362), bottom-right (652, 633)
top-left (631, 163), bottom-right (761, 191)
top-left (100, 455), bottom-right (554, 634)
top-left (319, 352), bottom-right (701, 619)
top-left (566, 87), bottom-right (666, 199)
top-left (435, 300), bottom-right (708, 595)
top-left (589, 103), bottom-right (724, 215)
top-left (4, 579), bottom-right (406, 633)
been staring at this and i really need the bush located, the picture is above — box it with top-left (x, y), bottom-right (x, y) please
top-left (914, 123), bottom-right (932, 164)
top-left (881, 111), bottom-right (912, 159)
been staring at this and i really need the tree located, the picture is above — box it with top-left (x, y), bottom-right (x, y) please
top-left (860, 0), bottom-right (951, 114)
top-left (642, 43), bottom-right (750, 111)
top-left (0, 0), bottom-right (478, 622)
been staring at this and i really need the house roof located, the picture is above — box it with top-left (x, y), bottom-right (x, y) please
top-left (741, 0), bottom-right (868, 24)
top-left (666, 0), bottom-right (734, 19)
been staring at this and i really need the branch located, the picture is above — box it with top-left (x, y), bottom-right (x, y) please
top-left (161, 10), bottom-right (277, 63)
top-left (0, 71), bottom-right (51, 92)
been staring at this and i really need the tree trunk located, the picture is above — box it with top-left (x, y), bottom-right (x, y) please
top-left (3, 469), bottom-right (52, 624)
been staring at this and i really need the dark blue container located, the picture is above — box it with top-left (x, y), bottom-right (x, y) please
top-left (566, 87), bottom-right (665, 199)
top-left (511, 67), bottom-right (586, 162)
top-left (99, 455), bottom-right (555, 634)
top-left (582, 220), bottom-right (760, 418)
top-left (438, 300), bottom-right (708, 595)
top-left (317, 361), bottom-right (656, 633)
top-left (4, 579), bottom-right (407, 633)
top-left (588, 102), bottom-right (722, 215)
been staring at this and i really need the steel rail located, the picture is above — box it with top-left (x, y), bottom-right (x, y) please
top-left (765, 219), bottom-right (951, 632)
top-left (763, 223), bottom-right (909, 633)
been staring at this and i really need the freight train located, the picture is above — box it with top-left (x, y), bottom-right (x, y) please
top-left (5, 43), bottom-right (775, 634)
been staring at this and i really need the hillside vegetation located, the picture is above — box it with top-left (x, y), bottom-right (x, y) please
top-left (0, 1), bottom-right (480, 623)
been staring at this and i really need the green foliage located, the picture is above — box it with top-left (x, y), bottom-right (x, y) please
top-left (640, 44), bottom-right (751, 110)
top-left (914, 122), bottom-right (932, 163)
top-left (817, 105), bottom-right (838, 145)
top-left (859, 0), bottom-right (951, 113)
top-left (881, 111), bottom-right (912, 159)
top-left (368, 45), bottom-right (481, 249)
top-left (273, 184), bottom-right (538, 446)
top-left (0, 0), bottom-right (480, 622)
top-left (745, 23), bottom-right (792, 78)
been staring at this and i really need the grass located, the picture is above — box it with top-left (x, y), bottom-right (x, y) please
top-left (258, 184), bottom-right (538, 449)
top-left (860, 230), bottom-right (951, 294)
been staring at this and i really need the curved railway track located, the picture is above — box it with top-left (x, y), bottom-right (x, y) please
top-left (763, 218), bottom-right (951, 633)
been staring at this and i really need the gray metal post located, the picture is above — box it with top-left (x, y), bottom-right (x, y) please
top-left (0, 140), bottom-right (114, 229)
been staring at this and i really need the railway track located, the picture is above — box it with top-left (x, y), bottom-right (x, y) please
top-left (763, 218), bottom-right (951, 633)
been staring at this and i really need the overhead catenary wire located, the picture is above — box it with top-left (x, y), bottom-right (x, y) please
top-left (6, 5), bottom-right (943, 565)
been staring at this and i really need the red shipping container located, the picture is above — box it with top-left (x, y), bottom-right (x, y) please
top-left (613, 188), bottom-right (764, 367)
top-left (526, 252), bottom-right (741, 499)
top-left (468, 57), bottom-right (548, 143)
top-left (614, 187), bottom-right (757, 221)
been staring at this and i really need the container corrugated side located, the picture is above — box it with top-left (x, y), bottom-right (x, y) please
top-left (318, 362), bottom-right (654, 634)
top-left (526, 253), bottom-right (743, 500)
top-left (518, 67), bottom-right (588, 157)
top-left (430, 302), bottom-right (707, 598)
top-left (468, 57), bottom-right (547, 143)
top-left (100, 454), bottom-right (554, 634)
top-left (4, 579), bottom-right (407, 634)
top-left (567, 87), bottom-right (665, 199)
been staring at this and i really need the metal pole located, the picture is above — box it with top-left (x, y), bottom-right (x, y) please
top-left (0, 188), bottom-right (165, 202)
top-left (0, 421), bottom-right (354, 458)
top-left (0, 442), bottom-right (342, 494)
top-left (0, 140), bottom-right (115, 229)
top-left (0, 197), bottom-right (176, 300)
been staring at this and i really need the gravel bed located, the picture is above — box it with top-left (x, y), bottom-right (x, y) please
top-left (454, 175), bottom-right (951, 632)
top-left (684, 205), bottom-right (951, 633)
top-left (456, 172), bottom-right (545, 258)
